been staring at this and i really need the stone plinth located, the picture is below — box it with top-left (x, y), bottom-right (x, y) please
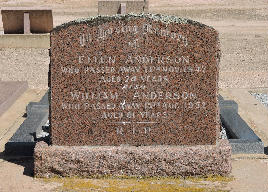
top-left (34, 139), bottom-right (231, 178)
top-left (1, 7), bottom-right (53, 34)
top-left (49, 14), bottom-right (220, 146)
top-left (24, 12), bottom-right (30, 34)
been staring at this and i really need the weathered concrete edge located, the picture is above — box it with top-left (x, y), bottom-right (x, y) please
top-left (52, 13), bottom-right (214, 33)
top-left (229, 139), bottom-right (264, 154)
top-left (219, 99), bottom-right (264, 154)
top-left (34, 139), bottom-right (231, 178)
top-left (4, 91), bottom-right (49, 156)
top-left (0, 34), bottom-right (50, 48)
top-left (220, 88), bottom-right (268, 148)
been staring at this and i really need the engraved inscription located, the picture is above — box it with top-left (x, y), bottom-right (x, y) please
top-left (63, 24), bottom-right (208, 130)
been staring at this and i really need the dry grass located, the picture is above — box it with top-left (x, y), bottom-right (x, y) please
top-left (43, 175), bottom-right (233, 192)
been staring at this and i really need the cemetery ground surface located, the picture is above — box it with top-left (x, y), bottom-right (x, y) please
top-left (0, 0), bottom-right (268, 191)
top-left (0, 89), bottom-right (268, 191)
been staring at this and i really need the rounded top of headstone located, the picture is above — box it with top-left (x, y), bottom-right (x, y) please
top-left (52, 13), bottom-right (214, 33)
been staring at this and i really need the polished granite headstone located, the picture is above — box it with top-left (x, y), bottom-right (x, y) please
top-left (35, 14), bottom-right (231, 177)
top-left (49, 14), bottom-right (220, 146)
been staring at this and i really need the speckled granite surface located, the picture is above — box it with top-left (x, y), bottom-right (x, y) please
top-left (34, 139), bottom-right (231, 178)
top-left (49, 14), bottom-right (220, 146)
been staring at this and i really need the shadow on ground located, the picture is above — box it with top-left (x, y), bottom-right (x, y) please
top-left (0, 151), bottom-right (34, 177)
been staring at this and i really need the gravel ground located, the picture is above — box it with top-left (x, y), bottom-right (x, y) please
top-left (0, 0), bottom-right (268, 89)
top-left (0, 48), bottom-right (49, 89)
top-left (250, 92), bottom-right (268, 109)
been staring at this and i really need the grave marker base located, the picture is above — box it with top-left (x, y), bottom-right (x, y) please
top-left (34, 140), bottom-right (231, 177)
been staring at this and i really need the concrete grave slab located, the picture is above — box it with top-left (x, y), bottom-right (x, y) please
top-left (219, 97), bottom-right (264, 154)
top-left (220, 88), bottom-right (268, 152)
top-left (98, 0), bottom-right (148, 15)
top-left (1, 7), bottom-right (53, 34)
top-left (0, 81), bottom-right (28, 117)
top-left (4, 91), bottom-right (49, 156)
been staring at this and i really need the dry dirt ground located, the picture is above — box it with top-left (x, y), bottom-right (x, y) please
top-left (0, 0), bottom-right (268, 89)
top-left (0, 0), bottom-right (268, 191)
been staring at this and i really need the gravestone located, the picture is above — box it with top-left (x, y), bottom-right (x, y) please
top-left (35, 14), bottom-right (231, 177)
top-left (1, 8), bottom-right (53, 34)
top-left (98, 0), bottom-right (148, 15)
top-left (50, 14), bottom-right (220, 146)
